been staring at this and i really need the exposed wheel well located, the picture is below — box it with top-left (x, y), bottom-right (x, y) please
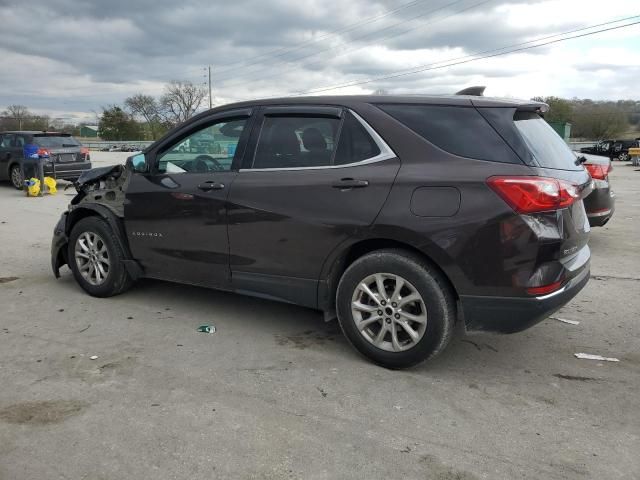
top-left (321, 238), bottom-right (459, 313)
top-left (66, 208), bottom-right (101, 236)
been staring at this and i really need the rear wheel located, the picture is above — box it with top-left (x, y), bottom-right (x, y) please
top-left (336, 249), bottom-right (455, 369)
top-left (617, 152), bottom-right (629, 162)
top-left (10, 164), bottom-right (23, 189)
top-left (68, 217), bottom-right (133, 297)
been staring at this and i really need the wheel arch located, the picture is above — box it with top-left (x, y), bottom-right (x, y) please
top-left (66, 204), bottom-right (143, 279)
top-left (318, 237), bottom-right (460, 314)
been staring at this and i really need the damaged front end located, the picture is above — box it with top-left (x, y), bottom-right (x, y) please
top-left (51, 164), bottom-right (133, 278)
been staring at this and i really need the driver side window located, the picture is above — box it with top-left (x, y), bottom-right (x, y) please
top-left (157, 118), bottom-right (247, 174)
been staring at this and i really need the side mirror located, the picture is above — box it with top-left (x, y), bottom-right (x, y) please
top-left (126, 153), bottom-right (147, 173)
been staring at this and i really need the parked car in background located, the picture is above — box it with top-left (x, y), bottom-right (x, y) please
top-left (580, 138), bottom-right (640, 161)
top-left (578, 152), bottom-right (616, 227)
top-left (51, 92), bottom-right (592, 368)
top-left (0, 131), bottom-right (92, 189)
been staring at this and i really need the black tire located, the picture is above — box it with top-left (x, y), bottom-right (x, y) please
top-left (67, 216), bottom-right (133, 297)
top-left (336, 249), bottom-right (455, 369)
top-left (9, 164), bottom-right (23, 189)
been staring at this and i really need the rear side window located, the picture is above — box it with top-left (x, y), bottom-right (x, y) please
top-left (377, 104), bottom-right (518, 163)
top-left (334, 112), bottom-right (380, 165)
top-left (252, 116), bottom-right (340, 169)
top-left (513, 112), bottom-right (581, 171)
top-left (34, 135), bottom-right (80, 148)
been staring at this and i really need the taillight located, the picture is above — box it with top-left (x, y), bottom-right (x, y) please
top-left (584, 163), bottom-right (610, 180)
top-left (487, 176), bottom-right (579, 214)
top-left (37, 148), bottom-right (50, 158)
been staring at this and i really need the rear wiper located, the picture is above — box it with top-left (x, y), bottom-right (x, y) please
top-left (575, 155), bottom-right (587, 165)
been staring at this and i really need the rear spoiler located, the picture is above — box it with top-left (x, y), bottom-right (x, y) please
top-left (455, 86), bottom-right (486, 96)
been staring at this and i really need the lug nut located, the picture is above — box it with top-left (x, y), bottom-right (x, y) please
top-left (385, 318), bottom-right (391, 324)
top-left (381, 300), bottom-right (386, 306)
top-left (395, 313), bottom-right (400, 319)
top-left (377, 310), bottom-right (383, 315)
top-left (391, 302), bottom-right (397, 308)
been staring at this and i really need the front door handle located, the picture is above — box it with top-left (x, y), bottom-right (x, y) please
top-left (197, 181), bottom-right (225, 191)
top-left (332, 178), bottom-right (369, 189)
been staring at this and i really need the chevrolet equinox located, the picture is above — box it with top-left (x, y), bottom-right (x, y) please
top-left (51, 90), bottom-right (592, 368)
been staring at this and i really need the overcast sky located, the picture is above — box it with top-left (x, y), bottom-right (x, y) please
top-left (0, 0), bottom-right (638, 122)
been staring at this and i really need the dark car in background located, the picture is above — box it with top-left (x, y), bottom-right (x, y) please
top-left (579, 152), bottom-right (616, 226)
top-left (51, 92), bottom-right (592, 368)
top-left (0, 131), bottom-right (92, 189)
top-left (580, 138), bottom-right (640, 161)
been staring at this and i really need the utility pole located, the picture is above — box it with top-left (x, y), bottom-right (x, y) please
top-left (208, 65), bottom-right (212, 109)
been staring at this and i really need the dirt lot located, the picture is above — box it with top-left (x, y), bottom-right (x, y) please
top-left (1, 152), bottom-right (639, 480)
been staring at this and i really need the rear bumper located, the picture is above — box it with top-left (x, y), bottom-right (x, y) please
top-left (460, 260), bottom-right (590, 333)
top-left (45, 162), bottom-right (92, 180)
top-left (584, 185), bottom-right (615, 227)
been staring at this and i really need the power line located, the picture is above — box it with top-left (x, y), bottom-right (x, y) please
top-left (288, 16), bottom-right (640, 97)
top-left (212, 0), bottom-right (430, 75)
top-left (217, 0), bottom-right (491, 87)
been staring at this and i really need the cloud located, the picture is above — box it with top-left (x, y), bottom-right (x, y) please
top-left (0, 0), bottom-right (638, 120)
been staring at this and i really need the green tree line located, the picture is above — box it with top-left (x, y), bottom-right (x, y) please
top-left (533, 96), bottom-right (640, 139)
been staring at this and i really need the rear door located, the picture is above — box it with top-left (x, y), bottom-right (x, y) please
top-left (227, 106), bottom-right (400, 307)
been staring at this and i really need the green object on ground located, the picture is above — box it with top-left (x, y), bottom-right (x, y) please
top-left (197, 325), bottom-right (216, 334)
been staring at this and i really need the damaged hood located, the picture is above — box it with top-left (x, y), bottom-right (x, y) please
top-left (75, 165), bottom-right (124, 190)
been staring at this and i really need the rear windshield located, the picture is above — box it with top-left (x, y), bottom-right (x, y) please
top-left (513, 112), bottom-right (580, 170)
top-left (377, 104), bottom-right (519, 163)
top-left (34, 135), bottom-right (80, 148)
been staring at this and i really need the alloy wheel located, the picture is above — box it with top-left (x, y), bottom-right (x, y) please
top-left (10, 166), bottom-right (23, 189)
top-left (74, 231), bottom-right (110, 286)
top-left (351, 273), bottom-right (427, 352)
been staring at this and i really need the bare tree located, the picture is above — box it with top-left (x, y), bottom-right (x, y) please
top-left (160, 81), bottom-right (207, 126)
top-left (125, 93), bottom-right (162, 139)
top-left (2, 104), bottom-right (30, 129)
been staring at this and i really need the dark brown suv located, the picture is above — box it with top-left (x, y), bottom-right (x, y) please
top-left (51, 92), bottom-right (592, 368)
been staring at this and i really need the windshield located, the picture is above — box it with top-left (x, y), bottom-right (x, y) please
top-left (514, 112), bottom-right (581, 170)
top-left (34, 135), bottom-right (80, 148)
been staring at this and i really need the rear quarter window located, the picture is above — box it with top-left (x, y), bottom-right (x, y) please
top-left (377, 104), bottom-right (519, 163)
top-left (512, 112), bottom-right (581, 171)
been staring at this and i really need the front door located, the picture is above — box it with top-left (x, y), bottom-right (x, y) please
top-left (227, 107), bottom-right (400, 307)
top-left (124, 112), bottom-right (252, 288)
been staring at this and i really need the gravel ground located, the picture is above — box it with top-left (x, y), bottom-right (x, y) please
top-left (0, 152), bottom-right (638, 480)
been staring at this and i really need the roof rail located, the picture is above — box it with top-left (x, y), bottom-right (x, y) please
top-left (455, 86), bottom-right (486, 96)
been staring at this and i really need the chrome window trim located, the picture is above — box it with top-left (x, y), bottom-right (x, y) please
top-left (239, 109), bottom-right (397, 172)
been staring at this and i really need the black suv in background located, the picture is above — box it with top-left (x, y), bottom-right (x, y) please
top-left (51, 93), bottom-right (592, 368)
top-left (580, 138), bottom-right (640, 161)
top-left (0, 131), bottom-right (92, 189)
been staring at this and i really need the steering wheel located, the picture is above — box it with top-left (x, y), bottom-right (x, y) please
top-left (194, 155), bottom-right (224, 172)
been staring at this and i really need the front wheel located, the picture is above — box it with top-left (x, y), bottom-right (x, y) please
top-left (68, 217), bottom-right (133, 297)
top-left (336, 249), bottom-right (456, 369)
top-left (617, 152), bottom-right (629, 162)
top-left (10, 164), bottom-right (23, 189)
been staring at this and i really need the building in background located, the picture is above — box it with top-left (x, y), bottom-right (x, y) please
top-left (79, 125), bottom-right (99, 138)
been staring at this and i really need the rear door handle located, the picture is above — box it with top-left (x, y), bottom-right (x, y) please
top-left (197, 181), bottom-right (225, 191)
top-left (332, 178), bottom-right (369, 189)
